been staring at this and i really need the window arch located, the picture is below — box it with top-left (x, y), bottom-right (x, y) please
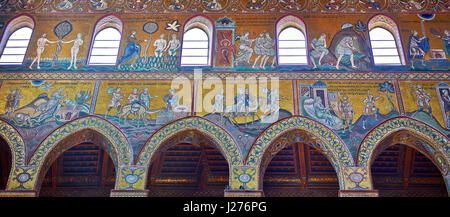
top-left (87, 15), bottom-right (123, 65)
top-left (0, 15), bottom-right (35, 65)
top-left (180, 15), bottom-right (214, 67)
top-left (368, 15), bottom-right (405, 65)
top-left (276, 15), bottom-right (308, 65)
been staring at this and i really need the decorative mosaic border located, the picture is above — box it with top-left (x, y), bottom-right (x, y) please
top-left (357, 116), bottom-right (450, 166)
top-left (0, 119), bottom-right (25, 166)
top-left (245, 115), bottom-right (354, 167)
top-left (136, 116), bottom-right (242, 166)
top-left (0, 1), bottom-right (447, 14)
top-left (0, 72), bottom-right (449, 80)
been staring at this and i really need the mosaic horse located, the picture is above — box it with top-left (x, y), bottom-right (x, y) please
top-left (118, 103), bottom-right (161, 127)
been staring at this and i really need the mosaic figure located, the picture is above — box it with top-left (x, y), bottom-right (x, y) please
top-left (117, 31), bottom-right (147, 70)
top-left (407, 30), bottom-right (429, 69)
top-left (0, 0), bottom-right (7, 8)
top-left (252, 33), bottom-right (266, 69)
top-left (261, 33), bottom-right (276, 68)
top-left (106, 87), bottom-right (123, 118)
top-left (439, 88), bottom-right (450, 128)
top-left (154, 34), bottom-right (167, 58)
top-left (62, 33), bottom-right (83, 70)
top-left (280, 0), bottom-right (303, 11)
top-left (400, 0), bottom-right (425, 10)
top-left (361, 92), bottom-right (382, 129)
top-left (312, 97), bottom-right (338, 127)
top-left (128, 0), bottom-right (147, 10)
top-left (89, 0), bottom-right (109, 10)
top-left (164, 88), bottom-right (181, 111)
top-left (29, 34), bottom-right (58, 70)
top-left (168, 0), bottom-right (185, 10)
top-left (359, 0), bottom-right (382, 10)
top-left (260, 87), bottom-right (283, 123)
top-left (235, 32), bottom-right (254, 65)
top-left (18, 0), bottom-right (37, 10)
top-left (216, 30), bottom-right (235, 65)
top-left (165, 34), bottom-right (181, 56)
top-left (205, 0), bottom-right (222, 10)
top-left (335, 35), bottom-right (359, 69)
top-left (324, 0), bottom-right (345, 10)
top-left (338, 93), bottom-right (353, 132)
top-left (139, 87), bottom-right (158, 109)
top-left (128, 88), bottom-right (139, 104)
top-left (213, 88), bottom-right (225, 114)
top-left (118, 88), bottom-right (161, 126)
top-left (213, 88), bottom-right (225, 122)
top-left (431, 29), bottom-right (450, 57)
top-left (310, 33), bottom-right (329, 69)
top-left (55, 0), bottom-right (75, 10)
top-left (4, 88), bottom-right (23, 120)
top-left (246, 0), bottom-right (264, 10)
top-left (411, 84), bottom-right (432, 115)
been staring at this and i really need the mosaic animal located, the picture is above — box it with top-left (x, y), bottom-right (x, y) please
top-left (118, 103), bottom-right (161, 127)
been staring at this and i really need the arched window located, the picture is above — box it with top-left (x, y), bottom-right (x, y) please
top-left (180, 15), bottom-right (213, 66)
top-left (87, 15), bottom-right (123, 65)
top-left (369, 27), bottom-right (401, 65)
top-left (276, 15), bottom-right (308, 65)
top-left (368, 15), bottom-right (405, 65)
top-left (0, 15), bottom-right (34, 65)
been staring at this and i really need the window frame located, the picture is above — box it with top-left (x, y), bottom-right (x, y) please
top-left (86, 14), bottom-right (124, 66)
top-left (277, 26), bottom-right (308, 66)
top-left (180, 27), bottom-right (211, 67)
top-left (87, 26), bottom-right (123, 66)
top-left (368, 26), bottom-right (402, 66)
top-left (367, 14), bottom-right (406, 66)
top-left (0, 26), bottom-right (34, 65)
top-left (0, 14), bottom-right (35, 66)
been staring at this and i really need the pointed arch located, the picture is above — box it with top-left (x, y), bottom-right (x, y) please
top-left (135, 116), bottom-right (242, 167)
top-left (28, 115), bottom-right (132, 170)
top-left (357, 116), bottom-right (450, 167)
top-left (29, 115), bottom-right (132, 166)
top-left (245, 115), bottom-right (353, 167)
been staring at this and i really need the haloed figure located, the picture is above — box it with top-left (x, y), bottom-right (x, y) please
top-left (63, 33), bottom-right (83, 70)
